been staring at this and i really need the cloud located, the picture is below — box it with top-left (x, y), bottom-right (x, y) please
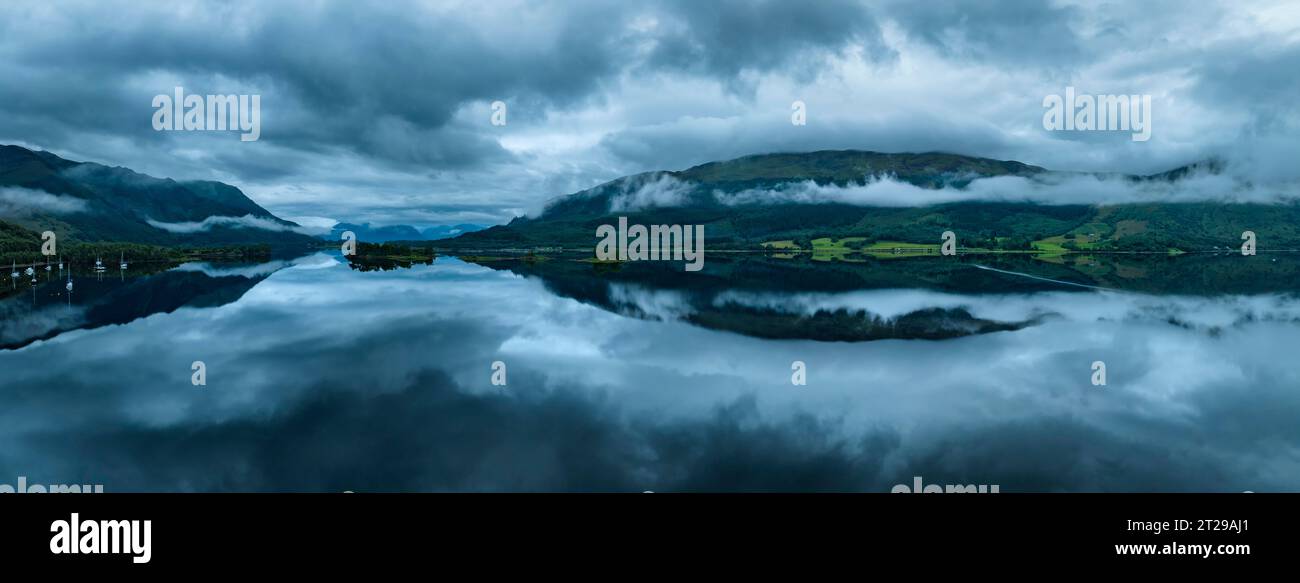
top-left (713, 168), bottom-right (1300, 207)
top-left (638, 0), bottom-right (893, 84)
top-left (146, 214), bottom-right (306, 234)
top-left (607, 173), bottom-right (694, 211)
top-left (0, 0), bottom-right (1297, 227)
top-left (0, 187), bottom-right (87, 217)
top-left (883, 0), bottom-right (1088, 67)
top-left (280, 215), bottom-right (338, 234)
top-left (572, 163), bottom-right (1300, 211)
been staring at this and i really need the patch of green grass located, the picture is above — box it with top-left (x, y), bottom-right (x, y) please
top-left (810, 236), bottom-right (865, 249)
top-left (862, 240), bottom-right (938, 251)
top-left (1031, 237), bottom-right (1070, 254)
top-left (860, 240), bottom-right (941, 258)
top-left (810, 237), bottom-right (868, 261)
top-left (1113, 219), bottom-right (1149, 238)
top-left (1071, 222), bottom-right (1113, 239)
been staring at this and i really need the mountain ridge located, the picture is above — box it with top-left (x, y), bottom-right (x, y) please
top-left (0, 144), bottom-right (314, 247)
top-left (326, 222), bottom-right (486, 243)
top-left (444, 150), bottom-right (1297, 252)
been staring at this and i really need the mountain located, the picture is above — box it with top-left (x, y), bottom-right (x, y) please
top-left (329, 222), bottom-right (423, 243)
top-left (0, 145), bottom-right (315, 247)
top-left (539, 150), bottom-right (1046, 219)
top-left (328, 222), bottom-right (485, 242)
top-left (444, 150), bottom-right (1300, 252)
top-left (421, 224), bottom-right (485, 240)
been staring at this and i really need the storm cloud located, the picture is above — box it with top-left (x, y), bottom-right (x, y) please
top-left (0, 0), bottom-right (1296, 228)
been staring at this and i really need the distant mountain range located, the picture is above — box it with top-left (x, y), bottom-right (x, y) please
top-left (444, 150), bottom-right (1300, 252)
top-left (328, 222), bottom-right (485, 243)
top-left (0, 145), bottom-right (315, 247)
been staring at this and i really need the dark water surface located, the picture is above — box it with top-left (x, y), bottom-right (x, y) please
top-left (1, 252), bottom-right (1298, 492)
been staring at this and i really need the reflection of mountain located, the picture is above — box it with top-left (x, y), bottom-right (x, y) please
top-left (973, 252), bottom-right (1300, 295)
top-left (468, 252), bottom-right (1300, 342)
top-left (0, 262), bottom-right (277, 350)
top-left (470, 255), bottom-right (1039, 341)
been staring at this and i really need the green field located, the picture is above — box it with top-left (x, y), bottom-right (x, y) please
top-left (810, 237), bottom-right (866, 261)
top-left (760, 240), bottom-right (801, 250)
top-left (1031, 237), bottom-right (1070, 254)
top-left (862, 240), bottom-right (940, 252)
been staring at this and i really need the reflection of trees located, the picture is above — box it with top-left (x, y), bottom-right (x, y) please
top-left (0, 265), bottom-right (267, 350)
top-left (345, 243), bottom-right (437, 272)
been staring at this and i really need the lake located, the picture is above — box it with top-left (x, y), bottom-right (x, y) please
top-left (1, 251), bottom-right (1297, 492)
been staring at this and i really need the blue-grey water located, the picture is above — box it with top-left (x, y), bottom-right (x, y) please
top-left (1, 252), bottom-right (1298, 492)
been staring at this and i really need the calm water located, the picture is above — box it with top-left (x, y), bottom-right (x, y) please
top-left (1, 252), bottom-right (1298, 492)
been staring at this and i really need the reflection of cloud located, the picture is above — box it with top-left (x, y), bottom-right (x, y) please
top-left (607, 283), bottom-right (1300, 346)
top-left (2, 257), bottom-right (1300, 492)
top-left (0, 301), bottom-right (86, 345)
top-left (607, 283), bottom-right (696, 320)
top-left (172, 260), bottom-right (291, 279)
top-left (284, 253), bottom-right (344, 270)
top-left (146, 214), bottom-right (307, 234)
top-left (0, 187), bottom-right (87, 217)
top-left (713, 289), bottom-right (1300, 331)
top-left (15, 366), bottom-right (906, 492)
top-left (171, 253), bottom-right (339, 278)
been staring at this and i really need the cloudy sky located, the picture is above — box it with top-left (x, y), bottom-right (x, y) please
top-left (1, 0), bottom-right (1297, 229)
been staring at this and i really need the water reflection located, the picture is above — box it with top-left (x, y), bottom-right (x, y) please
top-left (0, 259), bottom-right (286, 350)
top-left (0, 252), bottom-right (1297, 492)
